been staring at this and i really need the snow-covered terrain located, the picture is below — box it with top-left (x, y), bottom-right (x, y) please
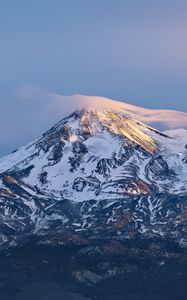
top-left (1, 109), bottom-right (187, 200)
top-left (0, 104), bottom-right (187, 250)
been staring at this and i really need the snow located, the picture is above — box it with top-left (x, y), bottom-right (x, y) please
top-left (48, 94), bottom-right (187, 131)
top-left (0, 140), bottom-right (37, 172)
top-left (1, 107), bottom-right (187, 203)
top-left (84, 130), bottom-right (120, 158)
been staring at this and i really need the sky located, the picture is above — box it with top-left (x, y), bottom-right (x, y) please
top-left (0, 0), bottom-right (187, 156)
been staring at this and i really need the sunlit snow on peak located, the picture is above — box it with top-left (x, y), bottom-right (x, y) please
top-left (50, 94), bottom-right (187, 131)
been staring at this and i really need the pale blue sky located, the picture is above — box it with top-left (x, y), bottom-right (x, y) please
top-left (0, 0), bottom-right (187, 156)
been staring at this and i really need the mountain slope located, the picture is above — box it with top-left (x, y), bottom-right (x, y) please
top-left (0, 107), bottom-right (187, 250)
top-left (48, 94), bottom-right (187, 131)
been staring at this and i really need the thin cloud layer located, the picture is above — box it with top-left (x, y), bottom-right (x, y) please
top-left (1, 86), bottom-right (187, 157)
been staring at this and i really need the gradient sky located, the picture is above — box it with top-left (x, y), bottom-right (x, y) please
top-left (0, 0), bottom-right (187, 156)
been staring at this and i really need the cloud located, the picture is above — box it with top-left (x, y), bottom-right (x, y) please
top-left (1, 86), bottom-right (187, 157)
top-left (15, 85), bottom-right (44, 99)
top-left (11, 86), bottom-right (187, 131)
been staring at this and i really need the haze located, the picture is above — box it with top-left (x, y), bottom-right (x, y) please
top-left (0, 0), bottom-right (187, 156)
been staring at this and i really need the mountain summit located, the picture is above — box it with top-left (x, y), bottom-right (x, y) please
top-left (0, 104), bottom-right (187, 250)
top-left (44, 94), bottom-right (187, 131)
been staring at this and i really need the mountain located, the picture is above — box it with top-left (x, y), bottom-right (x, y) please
top-left (44, 94), bottom-right (187, 131)
top-left (0, 105), bottom-right (187, 252)
top-left (1, 93), bottom-right (187, 159)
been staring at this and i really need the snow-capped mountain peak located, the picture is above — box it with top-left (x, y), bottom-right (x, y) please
top-left (0, 106), bottom-right (187, 250)
top-left (0, 107), bottom-right (186, 201)
top-left (45, 94), bottom-right (187, 131)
